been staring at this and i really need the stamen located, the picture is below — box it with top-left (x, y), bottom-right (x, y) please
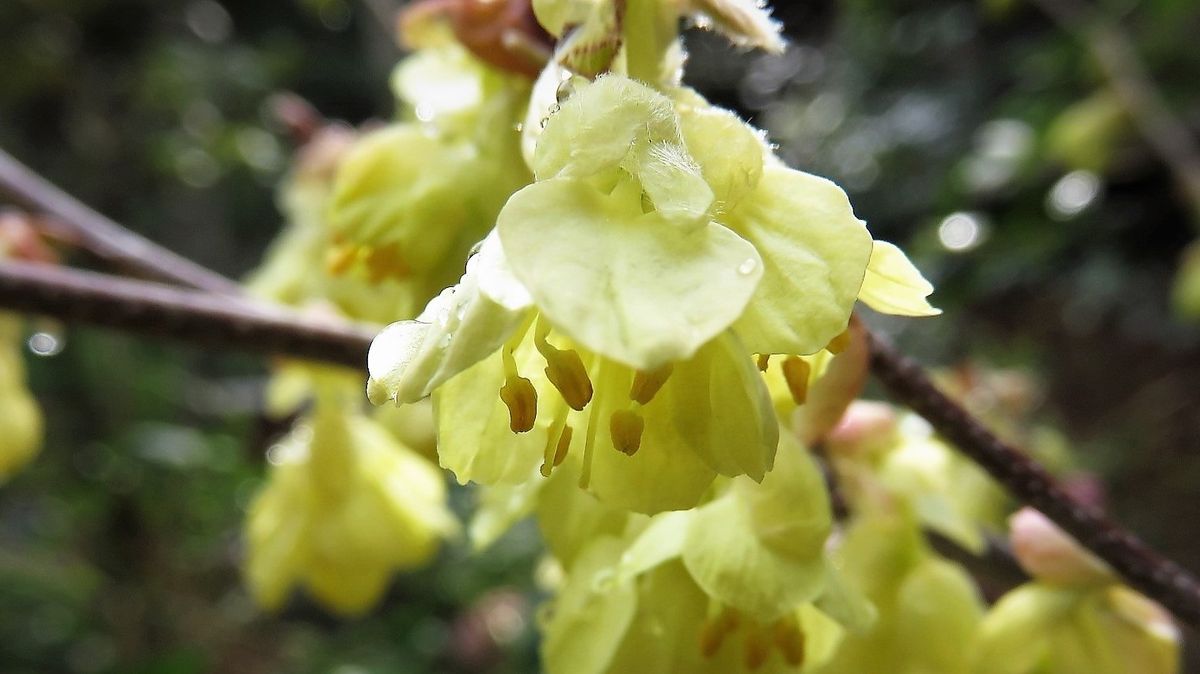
top-left (756, 354), bottom-right (771, 372)
top-left (540, 410), bottom-right (570, 477)
top-left (699, 607), bottom-right (740, 658)
top-left (698, 621), bottom-right (727, 658)
top-left (534, 320), bottom-right (594, 410)
top-left (773, 619), bottom-right (805, 667)
top-left (826, 328), bottom-right (851, 354)
top-left (500, 347), bottom-right (537, 433)
top-left (629, 364), bottom-right (673, 405)
top-left (609, 409), bottom-right (645, 456)
top-left (499, 375), bottom-right (538, 433)
top-left (326, 244), bottom-right (359, 276)
top-left (743, 627), bottom-right (771, 671)
top-left (553, 425), bottom-right (573, 467)
top-left (781, 356), bottom-right (811, 406)
top-left (579, 386), bottom-right (602, 490)
top-left (364, 243), bottom-right (411, 283)
top-left (578, 358), bottom-right (609, 489)
top-left (544, 348), bottom-right (594, 410)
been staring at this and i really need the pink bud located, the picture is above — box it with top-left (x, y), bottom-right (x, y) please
top-left (1009, 507), bottom-right (1114, 586)
top-left (824, 401), bottom-right (898, 457)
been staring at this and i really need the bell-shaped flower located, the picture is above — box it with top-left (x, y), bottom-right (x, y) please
top-left (0, 317), bottom-right (41, 481)
top-left (973, 579), bottom-right (1179, 674)
top-left (827, 406), bottom-right (1007, 554)
top-left (543, 549), bottom-right (846, 674)
top-left (367, 73), bottom-right (903, 512)
top-left (972, 507), bottom-right (1179, 674)
top-left (818, 509), bottom-right (985, 674)
top-left (244, 377), bottom-right (458, 615)
top-left (323, 41), bottom-right (532, 307)
top-left (535, 435), bottom-right (863, 674)
top-left (369, 219), bottom-right (778, 514)
top-left (244, 125), bottom-right (421, 325)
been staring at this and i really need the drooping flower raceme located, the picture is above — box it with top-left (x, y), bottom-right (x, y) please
top-left (367, 73), bottom-right (937, 513)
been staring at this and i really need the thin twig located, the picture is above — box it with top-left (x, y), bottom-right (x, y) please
top-left (1033, 0), bottom-right (1200, 224)
top-left (866, 329), bottom-right (1200, 628)
top-left (0, 260), bottom-right (372, 368)
top-left (0, 149), bottom-right (244, 294)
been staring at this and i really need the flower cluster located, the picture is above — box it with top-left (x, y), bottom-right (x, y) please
top-left (241, 0), bottom-right (1181, 671)
top-left (367, 69), bottom-right (937, 514)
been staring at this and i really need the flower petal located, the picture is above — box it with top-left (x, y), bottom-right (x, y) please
top-left (680, 434), bottom-right (832, 622)
top-left (433, 348), bottom-right (549, 485)
top-left (858, 240), bottom-right (941, 317)
top-left (725, 166), bottom-right (873, 355)
top-left (533, 74), bottom-right (679, 181)
top-left (542, 536), bottom-right (639, 674)
top-left (661, 332), bottom-right (778, 481)
top-left (681, 495), bottom-right (827, 622)
top-left (367, 260), bottom-right (531, 404)
top-left (499, 179), bottom-right (761, 370)
top-left (677, 95), bottom-right (766, 213)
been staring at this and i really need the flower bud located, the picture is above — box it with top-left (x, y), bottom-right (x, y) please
top-left (1009, 507), bottom-right (1114, 587)
top-left (824, 401), bottom-right (898, 457)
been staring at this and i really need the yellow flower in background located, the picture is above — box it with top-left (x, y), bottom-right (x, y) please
top-left (818, 508), bottom-right (986, 674)
top-left (973, 509), bottom-right (1179, 674)
top-left (244, 374), bottom-right (458, 615)
top-left (0, 316), bottom-right (41, 481)
top-left (324, 41), bottom-right (533, 310)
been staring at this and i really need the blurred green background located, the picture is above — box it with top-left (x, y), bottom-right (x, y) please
top-left (1, 0), bottom-right (1198, 672)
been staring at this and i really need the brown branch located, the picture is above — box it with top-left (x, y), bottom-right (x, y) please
top-left (0, 260), bottom-right (372, 368)
top-left (0, 149), bottom-right (244, 295)
top-left (1033, 0), bottom-right (1200, 225)
top-left (866, 329), bottom-right (1200, 628)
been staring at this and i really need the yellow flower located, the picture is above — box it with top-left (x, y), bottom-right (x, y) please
top-left (367, 74), bottom-right (910, 513)
top-left (0, 317), bottom-right (41, 481)
top-left (244, 377), bottom-right (457, 615)
top-left (534, 433), bottom-right (862, 673)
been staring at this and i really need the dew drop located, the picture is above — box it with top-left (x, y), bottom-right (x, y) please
top-left (265, 444), bottom-right (287, 466)
top-left (27, 331), bottom-right (63, 357)
top-left (737, 258), bottom-right (759, 275)
top-left (555, 78), bottom-right (576, 104)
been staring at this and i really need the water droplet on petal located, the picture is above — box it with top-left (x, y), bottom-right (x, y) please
top-left (555, 79), bottom-right (576, 104)
top-left (737, 258), bottom-right (759, 275)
